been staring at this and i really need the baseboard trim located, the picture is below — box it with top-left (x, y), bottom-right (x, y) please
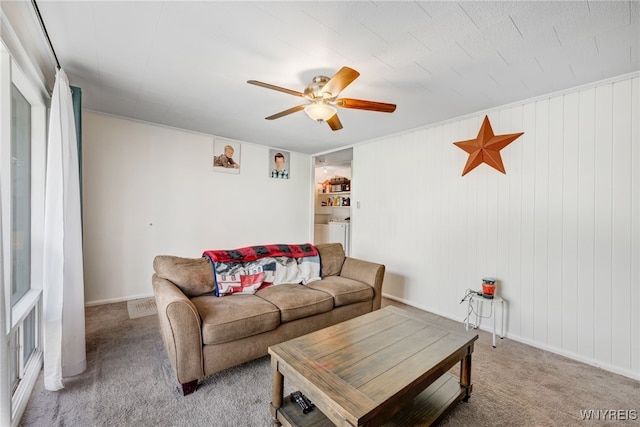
top-left (381, 293), bottom-right (640, 381)
top-left (85, 294), bottom-right (154, 307)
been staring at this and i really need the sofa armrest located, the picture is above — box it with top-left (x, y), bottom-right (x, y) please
top-left (339, 258), bottom-right (385, 310)
top-left (152, 274), bottom-right (204, 386)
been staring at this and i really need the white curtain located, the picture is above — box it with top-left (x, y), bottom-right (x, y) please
top-left (43, 68), bottom-right (86, 391)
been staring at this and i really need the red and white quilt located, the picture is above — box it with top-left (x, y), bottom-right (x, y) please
top-left (203, 244), bottom-right (321, 297)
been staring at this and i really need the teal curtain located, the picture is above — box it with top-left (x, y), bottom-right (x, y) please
top-left (70, 86), bottom-right (82, 224)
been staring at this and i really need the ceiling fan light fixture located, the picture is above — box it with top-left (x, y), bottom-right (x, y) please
top-left (304, 103), bottom-right (337, 122)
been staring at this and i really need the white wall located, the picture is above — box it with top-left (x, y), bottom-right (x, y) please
top-left (82, 112), bottom-right (312, 305)
top-left (352, 75), bottom-right (639, 379)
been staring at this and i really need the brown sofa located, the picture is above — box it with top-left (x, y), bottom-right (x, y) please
top-left (151, 243), bottom-right (385, 395)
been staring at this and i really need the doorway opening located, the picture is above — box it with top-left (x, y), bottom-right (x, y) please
top-left (312, 148), bottom-right (353, 255)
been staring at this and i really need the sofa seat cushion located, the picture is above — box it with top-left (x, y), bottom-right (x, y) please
top-left (191, 295), bottom-right (280, 345)
top-left (307, 276), bottom-right (374, 307)
top-left (256, 284), bottom-right (334, 323)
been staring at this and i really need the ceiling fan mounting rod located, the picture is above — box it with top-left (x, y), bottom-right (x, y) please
top-left (305, 75), bottom-right (333, 100)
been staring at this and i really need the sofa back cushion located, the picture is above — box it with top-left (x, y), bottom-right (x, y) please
top-left (153, 255), bottom-right (214, 297)
top-left (316, 243), bottom-right (346, 277)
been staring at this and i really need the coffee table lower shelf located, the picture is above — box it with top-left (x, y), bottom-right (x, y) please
top-left (275, 373), bottom-right (466, 427)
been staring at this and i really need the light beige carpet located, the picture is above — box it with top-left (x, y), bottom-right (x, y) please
top-left (19, 299), bottom-right (639, 426)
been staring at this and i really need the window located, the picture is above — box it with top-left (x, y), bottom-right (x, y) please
top-left (10, 83), bottom-right (31, 306)
top-left (9, 306), bottom-right (37, 395)
top-left (1, 41), bottom-right (48, 427)
top-left (8, 82), bottom-right (34, 398)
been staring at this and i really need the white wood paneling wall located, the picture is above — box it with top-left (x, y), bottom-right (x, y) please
top-left (352, 75), bottom-right (639, 379)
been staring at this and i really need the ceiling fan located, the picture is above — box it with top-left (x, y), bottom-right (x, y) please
top-left (247, 66), bottom-right (396, 131)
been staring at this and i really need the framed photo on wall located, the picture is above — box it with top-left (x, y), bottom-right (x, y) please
top-left (269, 149), bottom-right (290, 179)
top-left (213, 139), bottom-right (241, 174)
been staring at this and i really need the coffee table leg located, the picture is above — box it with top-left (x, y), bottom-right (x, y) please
top-left (271, 359), bottom-right (284, 426)
top-left (460, 344), bottom-right (473, 402)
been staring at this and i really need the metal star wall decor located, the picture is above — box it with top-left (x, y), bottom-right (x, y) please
top-left (453, 115), bottom-right (524, 176)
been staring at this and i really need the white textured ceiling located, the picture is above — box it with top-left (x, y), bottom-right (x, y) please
top-left (38, 1), bottom-right (639, 154)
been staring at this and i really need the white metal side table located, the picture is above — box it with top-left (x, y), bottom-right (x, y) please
top-left (464, 294), bottom-right (506, 347)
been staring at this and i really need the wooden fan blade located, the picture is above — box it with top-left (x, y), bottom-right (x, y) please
top-left (322, 67), bottom-right (360, 97)
top-left (247, 80), bottom-right (305, 97)
top-left (326, 114), bottom-right (343, 131)
top-left (265, 105), bottom-right (305, 120)
top-left (336, 98), bottom-right (396, 113)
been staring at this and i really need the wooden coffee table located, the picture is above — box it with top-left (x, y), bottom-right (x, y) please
top-left (269, 306), bottom-right (478, 426)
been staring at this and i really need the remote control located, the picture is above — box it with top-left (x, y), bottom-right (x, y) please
top-left (301, 393), bottom-right (315, 409)
top-left (290, 391), bottom-right (313, 414)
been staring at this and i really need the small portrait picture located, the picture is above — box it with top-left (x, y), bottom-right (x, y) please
top-left (269, 149), bottom-right (290, 179)
top-left (213, 140), bottom-right (241, 174)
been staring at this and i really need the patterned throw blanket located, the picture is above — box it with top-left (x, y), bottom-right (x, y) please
top-left (202, 244), bottom-right (321, 297)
